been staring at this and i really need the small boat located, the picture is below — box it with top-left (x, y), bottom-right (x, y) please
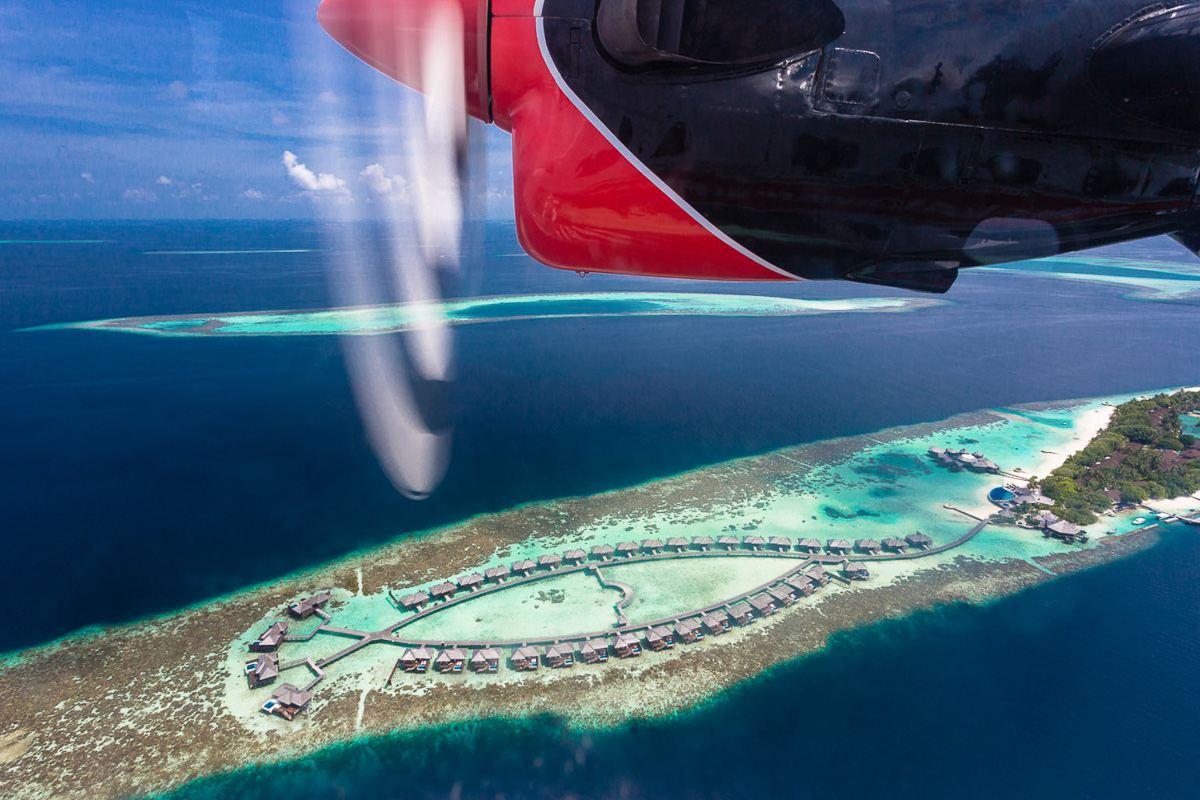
top-left (1132, 517), bottom-right (1147, 525)
top-left (1107, 529), bottom-right (1117, 535)
top-left (1156, 512), bottom-right (1172, 521)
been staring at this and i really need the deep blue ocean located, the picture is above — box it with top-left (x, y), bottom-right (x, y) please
top-left (3, 221), bottom-right (1200, 798)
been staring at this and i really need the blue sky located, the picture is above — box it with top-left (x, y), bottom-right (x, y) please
top-left (0, 0), bottom-right (514, 219)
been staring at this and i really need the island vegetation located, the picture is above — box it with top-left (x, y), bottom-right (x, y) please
top-left (1027, 392), bottom-right (1200, 525)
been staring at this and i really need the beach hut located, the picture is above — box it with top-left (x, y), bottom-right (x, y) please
top-left (484, 566), bottom-right (511, 583)
top-left (400, 647), bottom-right (434, 673)
top-left (614, 632), bottom-right (642, 658)
top-left (748, 595), bottom-right (777, 617)
top-left (287, 593), bottom-right (331, 619)
top-left (842, 561), bottom-right (870, 580)
top-left (641, 538), bottom-right (665, 554)
top-left (1046, 520), bottom-right (1085, 543)
top-left (728, 601), bottom-right (755, 626)
top-left (511, 559), bottom-right (536, 576)
top-left (717, 535), bottom-right (741, 550)
top-left (796, 538), bottom-right (823, 554)
top-left (826, 539), bottom-right (852, 555)
top-left (265, 684), bottom-right (311, 721)
top-left (744, 535), bottom-right (767, 551)
top-left (431, 581), bottom-right (457, 601)
top-left (512, 646), bottom-right (541, 671)
top-left (881, 538), bottom-right (908, 553)
top-left (590, 544), bottom-right (615, 560)
top-left (768, 585), bottom-right (797, 606)
top-left (249, 621), bottom-right (288, 652)
top-left (786, 576), bottom-right (815, 596)
top-left (458, 573), bottom-right (484, 592)
top-left (855, 539), bottom-right (881, 554)
top-left (646, 625), bottom-right (675, 651)
top-left (245, 652), bottom-right (279, 689)
top-left (399, 591), bottom-right (430, 610)
top-left (806, 566), bottom-right (831, 586)
top-left (691, 536), bottom-right (715, 551)
top-left (616, 542), bottom-right (640, 558)
top-left (537, 553), bottom-right (563, 570)
top-left (435, 648), bottom-right (467, 673)
top-left (768, 536), bottom-right (792, 551)
top-left (470, 648), bottom-right (500, 673)
top-left (665, 537), bottom-right (690, 551)
top-left (580, 638), bottom-right (610, 664)
top-left (674, 618), bottom-right (704, 643)
top-left (702, 610), bottom-right (732, 635)
top-left (906, 533), bottom-right (934, 549)
top-left (546, 643), bottom-right (576, 668)
top-left (563, 549), bottom-right (587, 565)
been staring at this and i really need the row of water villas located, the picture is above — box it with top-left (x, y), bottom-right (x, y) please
top-left (392, 534), bottom-right (933, 610)
top-left (392, 563), bottom-right (869, 677)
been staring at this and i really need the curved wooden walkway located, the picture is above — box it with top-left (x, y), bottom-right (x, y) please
top-left (303, 520), bottom-right (990, 668)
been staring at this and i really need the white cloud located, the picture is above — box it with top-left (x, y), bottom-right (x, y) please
top-left (156, 175), bottom-right (172, 185)
top-left (281, 150), bottom-right (348, 194)
top-left (359, 163), bottom-right (408, 199)
top-left (122, 188), bottom-right (157, 203)
top-left (270, 108), bottom-right (290, 127)
top-left (166, 80), bottom-right (189, 100)
top-left (80, 172), bottom-right (95, 184)
top-left (316, 90), bottom-right (341, 105)
top-left (241, 188), bottom-right (265, 200)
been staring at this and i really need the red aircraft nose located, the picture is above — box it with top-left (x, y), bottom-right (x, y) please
top-left (317, 0), bottom-right (491, 122)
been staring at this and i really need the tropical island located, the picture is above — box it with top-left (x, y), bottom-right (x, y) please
top-left (1025, 392), bottom-right (1200, 525)
top-left (0, 392), bottom-right (1195, 800)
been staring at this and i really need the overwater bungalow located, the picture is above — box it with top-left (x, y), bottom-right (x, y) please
top-left (512, 646), bottom-right (541, 671)
top-left (744, 535), bottom-right (767, 551)
top-left (665, 537), bottom-right (690, 551)
top-left (842, 561), bottom-right (870, 580)
top-left (641, 538), bottom-right (665, 554)
top-left (616, 542), bottom-right (640, 557)
top-left (287, 593), bottom-right (331, 620)
top-left (580, 638), bottom-right (610, 663)
top-left (537, 553), bottom-right (563, 570)
top-left (786, 575), bottom-right (816, 596)
top-left (728, 601), bottom-right (755, 626)
top-left (1046, 520), bottom-right (1086, 544)
top-left (546, 643), bottom-right (575, 668)
top-left (590, 544), bottom-right (615, 561)
top-left (646, 625), bottom-right (675, 651)
top-left (906, 533), bottom-right (934, 549)
top-left (717, 535), bottom-right (741, 550)
top-left (484, 566), bottom-right (511, 583)
top-left (806, 565), bottom-right (832, 586)
top-left (768, 585), bottom-right (797, 606)
top-left (400, 647), bottom-right (434, 673)
top-left (399, 591), bottom-right (430, 610)
top-left (470, 647), bottom-right (501, 673)
top-left (511, 558), bottom-right (537, 576)
top-left (245, 652), bottom-right (279, 689)
top-left (692, 536), bottom-right (715, 551)
top-left (264, 683), bottom-right (311, 721)
top-left (563, 549), bottom-right (587, 565)
top-left (435, 648), bottom-right (467, 673)
top-left (768, 536), bottom-right (792, 551)
top-left (675, 618), bottom-right (704, 643)
top-left (702, 610), bottom-right (732, 635)
top-left (458, 573), bottom-right (484, 592)
top-left (796, 538), bottom-right (823, 554)
top-left (249, 621), bottom-right (288, 652)
top-left (881, 538), bottom-right (908, 553)
top-left (431, 581), bottom-right (457, 601)
top-left (748, 595), bottom-right (777, 617)
top-left (826, 539), bottom-right (852, 555)
top-left (855, 539), bottom-right (881, 554)
top-left (614, 632), bottom-right (642, 658)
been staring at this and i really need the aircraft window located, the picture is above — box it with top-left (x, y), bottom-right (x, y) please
top-left (597, 0), bottom-right (845, 68)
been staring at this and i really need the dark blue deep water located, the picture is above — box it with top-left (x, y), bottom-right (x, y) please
top-left (3, 221), bottom-right (1200, 798)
